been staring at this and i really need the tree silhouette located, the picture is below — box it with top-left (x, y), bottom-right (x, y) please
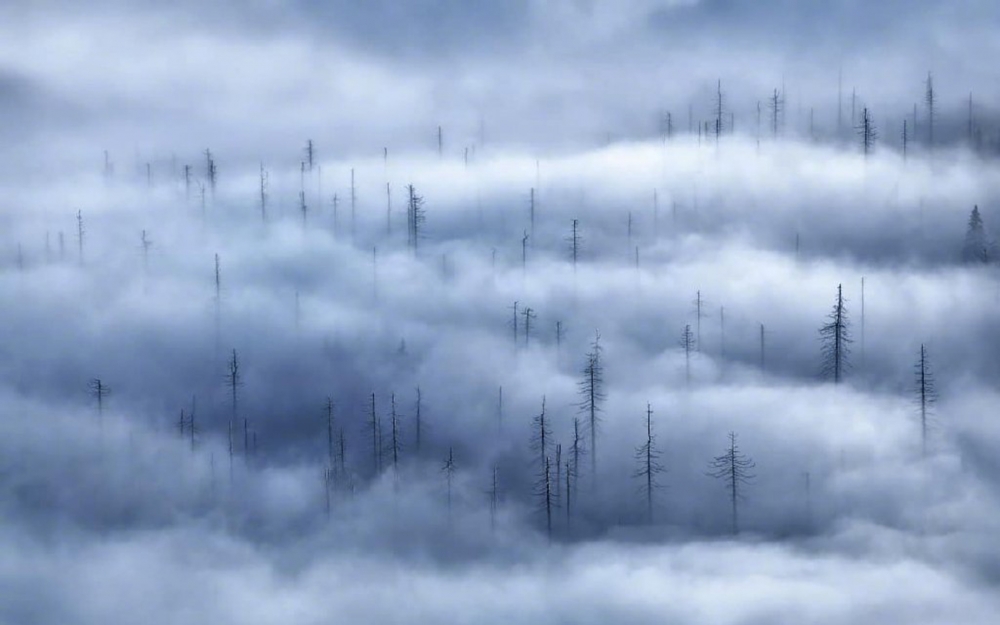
top-left (578, 332), bottom-right (604, 482)
top-left (325, 397), bottom-right (335, 477)
top-left (414, 387), bottom-right (424, 456)
top-left (925, 72), bottom-right (935, 150)
top-left (76, 210), bottom-right (85, 266)
top-left (567, 219), bottom-right (581, 272)
top-left (633, 403), bottom-right (665, 523)
top-left (963, 205), bottom-right (992, 263)
top-left (713, 79), bottom-right (724, 144)
top-left (488, 464), bottom-right (500, 532)
top-left (530, 396), bottom-right (552, 471)
top-left (857, 107), bottom-right (877, 157)
top-left (535, 455), bottom-right (555, 540)
top-left (89, 378), bottom-right (110, 429)
top-left (368, 393), bottom-right (380, 474)
top-left (187, 396), bottom-right (197, 452)
top-left (569, 417), bottom-right (586, 501)
top-left (692, 291), bottom-right (706, 352)
top-left (707, 432), bottom-right (755, 535)
top-left (389, 392), bottom-right (401, 479)
top-left (441, 447), bottom-right (456, 519)
top-left (769, 88), bottom-right (782, 138)
top-left (915, 344), bottom-right (937, 458)
top-left (819, 284), bottom-right (851, 384)
top-left (679, 324), bottom-right (696, 387)
top-left (406, 185), bottom-right (425, 254)
top-left (522, 307), bottom-right (536, 348)
top-left (259, 163), bottom-right (268, 222)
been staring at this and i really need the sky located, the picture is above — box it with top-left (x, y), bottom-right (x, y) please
top-left (2, 1), bottom-right (1000, 623)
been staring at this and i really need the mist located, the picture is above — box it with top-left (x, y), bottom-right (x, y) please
top-left (2, 1), bottom-right (1000, 623)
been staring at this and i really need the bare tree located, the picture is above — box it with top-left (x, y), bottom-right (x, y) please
top-left (713, 79), bottom-right (724, 144)
top-left (530, 396), bottom-right (552, 470)
top-left (385, 183), bottom-right (392, 236)
top-left (692, 291), bottom-right (706, 352)
top-left (769, 88), bottom-right (782, 138)
top-left (565, 458), bottom-right (574, 530)
top-left (679, 324), bottom-right (696, 387)
top-left (819, 284), bottom-right (851, 383)
top-left (406, 185), bottom-right (425, 254)
top-left (521, 230), bottom-right (529, 275)
top-left (76, 210), bottom-right (84, 265)
top-left (569, 417), bottom-right (586, 506)
top-left (368, 392), bottom-right (379, 474)
top-left (188, 396), bottom-right (198, 452)
top-left (299, 168), bottom-right (308, 228)
top-left (554, 443), bottom-right (562, 511)
top-left (205, 148), bottom-right (216, 196)
top-left (925, 72), bottom-right (935, 150)
top-left (214, 254), bottom-right (222, 352)
top-left (89, 378), bottom-right (111, 426)
top-left (707, 432), bottom-right (755, 535)
top-left (390, 392), bottom-right (401, 478)
top-left (535, 455), bottom-right (555, 540)
top-left (522, 307), bottom-right (536, 348)
top-left (337, 426), bottom-right (347, 480)
top-left (529, 188), bottom-right (536, 242)
top-left (496, 385), bottom-right (503, 434)
top-left (633, 403), bottom-right (665, 523)
top-left (915, 344), bottom-right (937, 458)
top-left (488, 464), bottom-right (500, 532)
top-left (325, 397), bottom-right (335, 476)
top-left (567, 219), bottom-right (581, 272)
top-left (177, 408), bottom-right (186, 438)
top-left (224, 351), bottom-right (241, 412)
top-left (414, 386), bottom-right (424, 455)
top-left (442, 447), bottom-right (456, 518)
top-left (759, 323), bottom-right (766, 372)
top-left (858, 107), bottom-right (877, 157)
top-left (509, 301), bottom-right (519, 347)
top-left (578, 332), bottom-right (604, 481)
top-left (323, 465), bottom-right (334, 519)
top-left (259, 163), bottom-right (268, 222)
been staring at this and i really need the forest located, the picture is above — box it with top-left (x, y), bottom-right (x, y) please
top-left (2, 1), bottom-right (1000, 623)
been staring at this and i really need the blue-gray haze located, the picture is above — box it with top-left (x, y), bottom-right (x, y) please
top-left (2, 1), bottom-right (1000, 623)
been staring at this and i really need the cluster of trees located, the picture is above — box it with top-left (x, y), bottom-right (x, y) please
top-left (657, 72), bottom-right (996, 158)
top-left (30, 119), bottom-right (974, 541)
top-left (70, 275), bottom-right (940, 539)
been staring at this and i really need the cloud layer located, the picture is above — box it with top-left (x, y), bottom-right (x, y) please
top-left (2, 1), bottom-right (1000, 623)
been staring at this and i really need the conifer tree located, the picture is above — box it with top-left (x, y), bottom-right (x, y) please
top-left (819, 284), bottom-right (851, 383)
top-left (915, 344), bottom-right (937, 458)
top-left (578, 332), bottom-right (604, 481)
top-left (963, 205), bottom-right (992, 263)
top-left (707, 432), bottom-right (755, 535)
top-left (633, 403), bottom-right (665, 523)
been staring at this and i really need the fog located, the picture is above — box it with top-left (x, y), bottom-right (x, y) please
top-left (2, 1), bottom-right (1000, 623)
